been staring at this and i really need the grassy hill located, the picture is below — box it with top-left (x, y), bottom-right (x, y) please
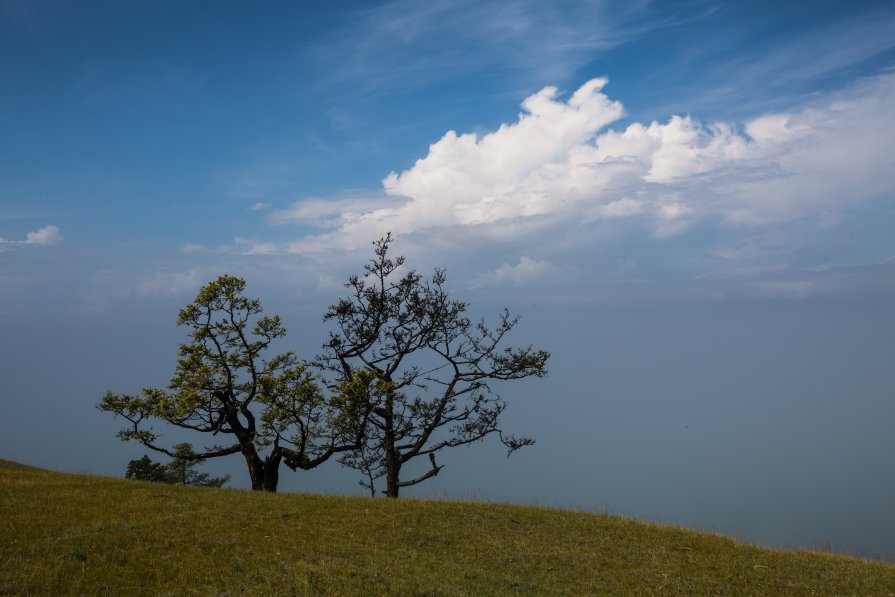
top-left (1, 459), bottom-right (893, 596)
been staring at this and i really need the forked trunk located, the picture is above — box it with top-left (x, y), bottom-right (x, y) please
top-left (243, 446), bottom-right (280, 492)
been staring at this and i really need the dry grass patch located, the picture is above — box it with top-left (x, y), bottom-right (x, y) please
top-left (2, 459), bottom-right (893, 595)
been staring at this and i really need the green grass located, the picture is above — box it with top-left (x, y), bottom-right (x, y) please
top-left (1, 459), bottom-right (893, 596)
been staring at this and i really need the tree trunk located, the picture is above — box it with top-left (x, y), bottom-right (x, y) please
top-left (383, 391), bottom-right (400, 498)
top-left (262, 452), bottom-right (281, 492)
top-left (241, 445), bottom-right (280, 492)
top-left (244, 452), bottom-right (265, 491)
top-left (231, 412), bottom-right (280, 492)
top-left (385, 450), bottom-right (400, 498)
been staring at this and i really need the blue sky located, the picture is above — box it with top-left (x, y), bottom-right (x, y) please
top-left (1, 0), bottom-right (893, 309)
top-left (2, 0), bottom-right (895, 558)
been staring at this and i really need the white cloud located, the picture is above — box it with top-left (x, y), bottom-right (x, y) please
top-left (273, 72), bottom-right (894, 250)
top-left (382, 78), bottom-right (624, 227)
top-left (584, 197), bottom-right (643, 222)
top-left (0, 225), bottom-right (62, 247)
top-left (215, 71), bottom-right (894, 303)
top-left (744, 113), bottom-right (803, 144)
top-left (26, 225), bottom-right (62, 245)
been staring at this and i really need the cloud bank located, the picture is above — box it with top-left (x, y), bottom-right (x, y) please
top-left (273, 72), bottom-right (894, 253)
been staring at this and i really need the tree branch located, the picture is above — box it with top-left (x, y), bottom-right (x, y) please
top-left (396, 453), bottom-right (444, 488)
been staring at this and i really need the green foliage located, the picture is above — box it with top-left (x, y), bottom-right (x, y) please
top-left (3, 459), bottom-right (894, 596)
top-left (124, 456), bottom-right (168, 483)
top-left (125, 444), bottom-right (230, 488)
top-left (99, 275), bottom-right (358, 492)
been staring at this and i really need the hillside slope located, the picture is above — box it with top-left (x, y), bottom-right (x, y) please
top-left (1, 459), bottom-right (893, 596)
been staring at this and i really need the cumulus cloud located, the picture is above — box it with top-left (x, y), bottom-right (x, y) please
top-left (384, 79), bottom-right (624, 226)
top-left (0, 225), bottom-right (63, 247)
top-left (274, 72), bottom-right (894, 251)
top-left (584, 197), bottom-right (644, 222)
top-left (226, 71), bottom-right (895, 303)
top-left (25, 225), bottom-right (63, 245)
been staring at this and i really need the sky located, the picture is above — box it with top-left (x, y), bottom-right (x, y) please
top-left (2, 0), bottom-right (895, 559)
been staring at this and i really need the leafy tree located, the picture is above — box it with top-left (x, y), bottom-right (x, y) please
top-left (125, 443), bottom-right (230, 487)
top-left (100, 275), bottom-right (364, 492)
top-left (125, 455), bottom-right (169, 483)
top-left (165, 442), bottom-right (231, 487)
top-left (320, 235), bottom-right (549, 497)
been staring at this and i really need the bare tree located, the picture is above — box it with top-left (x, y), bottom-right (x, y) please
top-left (321, 235), bottom-right (549, 497)
top-left (100, 275), bottom-right (364, 491)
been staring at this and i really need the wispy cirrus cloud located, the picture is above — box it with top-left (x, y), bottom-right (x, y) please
top-left (311, 0), bottom-right (674, 96)
top-left (643, 7), bottom-right (895, 118)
